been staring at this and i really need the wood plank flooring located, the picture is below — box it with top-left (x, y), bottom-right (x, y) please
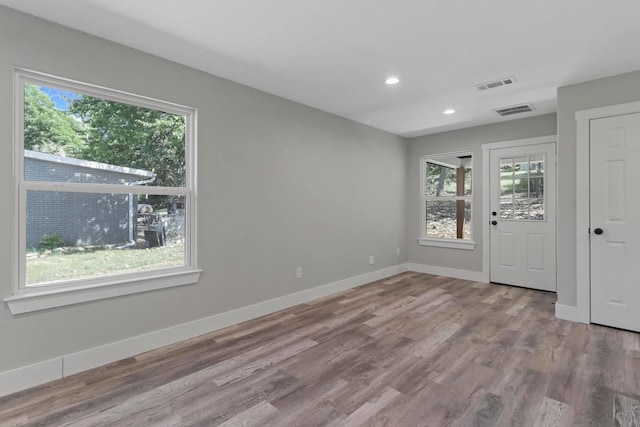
top-left (1, 272), bottom-right (640, 426)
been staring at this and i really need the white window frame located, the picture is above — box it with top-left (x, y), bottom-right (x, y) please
top-left (418, 151), bottom-right (476, 250)
top-left (4, 69), bottom-right (200, 314)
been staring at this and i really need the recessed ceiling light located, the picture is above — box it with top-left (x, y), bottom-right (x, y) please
top-left (385, 77), bottom-right (400, 85)
top-left (443, 109), bottom-right (456, 115)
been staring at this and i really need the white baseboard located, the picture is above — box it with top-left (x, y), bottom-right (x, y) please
top-left (63, 263), bottom-right (409, 376)
top-left (1, 263), bottom-right (409, 397)
top-left (555, 303), bottom-right (579, 322)
top-left (0, 358), bottom-right (62, 398)
top-left (408, 263), bottom-right (485, 282)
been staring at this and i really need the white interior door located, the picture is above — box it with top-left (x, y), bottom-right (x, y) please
top-left (590, 113), bottom-right (640, 332)
top-left (489, 143), bottom-right (556, 291)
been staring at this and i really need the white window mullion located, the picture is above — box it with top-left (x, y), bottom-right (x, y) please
top-left (21, 181), bottom-right (188, 196)
top-left (424, 196), bottom-right (471, 203)
top-left (17, 185), bottom-right (27, 292)
top-left (13, 71), bottom-right (25, 294)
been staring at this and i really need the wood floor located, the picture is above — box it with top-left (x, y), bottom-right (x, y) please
top-left (2, 273), bottom-right (640, 426)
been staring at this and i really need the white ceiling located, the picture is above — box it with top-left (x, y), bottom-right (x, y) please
top-left (2, 0), bottom-right (640, 137)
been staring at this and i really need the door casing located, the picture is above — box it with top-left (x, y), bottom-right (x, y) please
top-left (575, 101), bottom-right (640, 324)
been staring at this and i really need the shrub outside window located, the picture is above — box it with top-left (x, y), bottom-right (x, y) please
top-left (419, 153), bottom-right (475, 250)
top-left (6, 69), bottom-right (199, 314)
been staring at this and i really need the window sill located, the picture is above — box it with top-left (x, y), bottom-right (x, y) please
top-left (4, 269), bottom-right (201, 315)
top-left (418, 238), bottom-right (476, 250)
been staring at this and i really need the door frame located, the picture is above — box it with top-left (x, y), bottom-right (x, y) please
top-left (481, 135), bottom-right (557, 285)
top-left (575, 101), bottom-right (640, 324)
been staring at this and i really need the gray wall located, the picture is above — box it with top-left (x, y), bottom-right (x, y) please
top-left (0, 7), bottom-right (407, 373)
top-left (407, 114), bottom-right (557, 271)
top-left (556, 70), bottom-right (640, 306)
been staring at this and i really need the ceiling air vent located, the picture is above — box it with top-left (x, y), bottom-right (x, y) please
top-left (494, 103), bottom-right (534, 117)
top-left (475, 77), bottom-right (516, 92)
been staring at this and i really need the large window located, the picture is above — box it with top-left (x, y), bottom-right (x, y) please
top-left (6, 69), bottom-right (199, 314)
top-left (419, 153), bottom-right (475, 250)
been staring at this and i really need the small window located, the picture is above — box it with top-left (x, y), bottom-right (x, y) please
top-left (6, 69), bottom-right (199, 313)
top-left (419, 153), bottom-right (475, 250)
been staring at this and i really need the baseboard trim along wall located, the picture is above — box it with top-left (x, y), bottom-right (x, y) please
top-left (0, 358), bottom-right (62, 398)
top-left (0, 263), bottom-right (409, 397)
top-left (555, 303), bottom-right (579, 323)
top-left (408, 263), bottom-right (486, 282)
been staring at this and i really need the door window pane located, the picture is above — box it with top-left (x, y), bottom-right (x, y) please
top-left (498, 154), bottom-right (545, 221)
top-left (500, 158), bottom-right (514, 173)
top-left (530, 177), bottom-right (544, 198)
top-left (514, 198), bottom-right (529, 220)
top-left (530, 198), bottom-right (544, 220)
top-left (500, 178), bottom-right (513, 196)
top-left (529, 155), bottom-right (544, 177)
top-left (500, 198), bottom-right (513, 219)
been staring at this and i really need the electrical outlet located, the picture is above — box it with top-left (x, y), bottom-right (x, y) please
top-left (296, 267), bottom-right (302, 279)
top-left (369, 255), bottom-right (375, 265)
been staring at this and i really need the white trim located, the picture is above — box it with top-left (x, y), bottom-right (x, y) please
top-left (481, 135), bottom-right (557, 285)
top-left (576, 113), bottom-right (591, 323)
top-left (0, 264), bottom-right (408, 396)
top-left (186, 107), bottom-right (198, 284)
top-left (555, 303), bottom-right (579, 323)
top-left (62, 263), bottom-right (408, 375)
top-left (0, 358), bottom-right (62, 398)
top-left (21, 181), bottom-right (187, 195)
top-left (482, 143), bottom-right (491, 283)
top-left (481, 134), bottom-right (557, 151)
top-left (575, 102), bottom-right (640, 324)
top-left (12, 68), bottom-right (198, 303)
top-left (13, 67), bottom-right (23, 300)
top-left (25, 150), bottom-right (155, 178)
top-left (417, 238), bottom-right (476, 250)
top-left (575, 101), bottom-right (640, 121)
top-left (16, 68), bottom-right (194, 116)
top-left (5, 270), bottom-right (202, 314)
top-left (408, 263), bottom-right (485, 282)
top-left (419, 151), bottom-right (474, 243)
top-left (427, 158), bottom-right (463, 169)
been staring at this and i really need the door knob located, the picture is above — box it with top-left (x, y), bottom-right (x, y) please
top-left (491, 220), bottom-right (498, 226)
top-left (593, 228), bottom-right (603, 235)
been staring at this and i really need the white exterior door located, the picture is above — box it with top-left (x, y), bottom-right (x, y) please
top-left (590, 113), bottom-right (640, 332)
top-left (489, 143), bottom-right (556, 291)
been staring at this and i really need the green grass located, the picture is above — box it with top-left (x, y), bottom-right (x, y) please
top-left (26, 244), bottom-right (184, 285)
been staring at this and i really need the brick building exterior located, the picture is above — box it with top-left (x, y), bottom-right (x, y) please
top-left (25, 150), bottom-right (155, 248)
